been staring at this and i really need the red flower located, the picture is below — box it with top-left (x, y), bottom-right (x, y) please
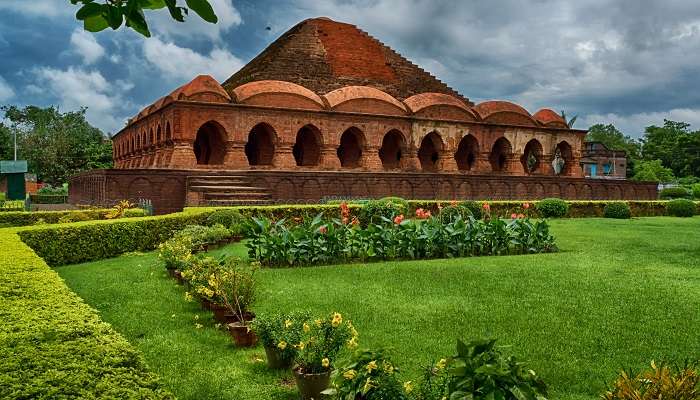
top-left (511, 213), bottom-right (518, 219)
top-left (517, 213), bottom-right (526, 219)
top-left (351, 216), bottom-right (360, 226)
top-left (394, 214), bottom-right (404, 224)
top-left (482, 203), bottom-right (490, 211)
top-left (523, 202), bottom-right (530, 210)
top-left (318, 226), bottom-right (328, 234)
top-left (342, 217), bottom-right (349, 225)
top-left (450, 200), bottom-right (458, 207)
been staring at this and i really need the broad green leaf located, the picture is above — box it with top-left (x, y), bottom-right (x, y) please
top-left (84, 15), bottom-right (109, 32)
top-left (104, 6), bottom-right (124, 30)
top-left (185, 0), bottom-right (218, 23)
top-left (76, 3), bottom-right (103, 20)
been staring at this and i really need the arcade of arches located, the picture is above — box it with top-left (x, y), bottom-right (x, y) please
top-left (114, 119), bottom-right (581, 177)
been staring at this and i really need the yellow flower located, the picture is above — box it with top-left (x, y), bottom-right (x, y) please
top-left (403, 381), bottom-right (413, 393)
top-left (436, 358), bottom-right (447, 370)
top-left (184, 292), bottom-right (193, 302)
top-left (194, 314), bottom-right (199, 320)
top-left (366, 360), bottom-right (377, 372)
top-left (322, 358), bottom-right (330, 368)
top-left (331, 312), bottom-right (343, 327)
top-left (284, 319), bottom-right (293, 328)
top-left (277, 341), bottom-right (287, 350)
top-left (315, 318), bottom-right (322, 327)
top-left (363, 377), bottom-right (375, 392)
top-left (297, 341), bottom-right (306, 350)
top-left (343, 369), bottom-right (357, 380)
top-left (195, 323), bottom-right (203, 329)
top-left (346, 336), bottom-right (358, 349)
top-left (303, 322), bottom-right (310, 333)
top-left (383, 361), bottom-right (394, 374)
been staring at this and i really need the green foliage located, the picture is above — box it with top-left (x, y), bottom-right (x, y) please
top-left (0, 208), bottom-right (145, 227)
top-left (632, 159), bottom-right (676, 182)
top-left (603, 202), bottom-right (632, 219)
top-left (667, 199), bottom-right (697, 217)
top-left (602, 361), bottom-right (699, 400)
top-left (659, 186), bottom-right (692, 199)
top-left (360, 197), bottom-right (409, 225)
top-left (693, 184), bottom-right (700, 199)
top-left (70, 0), bottom-right (218, 37)
top-left (445, 338), bottom-right (548, 400)
top-left (324, 348), bottom-right (408, 400)
top-left (206, 208), bottom-right (245, 235)
top-left (439, 201), bottom-right (483, 222)
top-left (641, 119), bottom-right (700, 179)
top-left (0, 199), bottom-right (24, 212)
top-left (246, 213), bottom-right (557, 267)
top-left (295, 312), bottom-right (358, 374)
top-left (29, 194), bottom-right (68, 204)
top-left (535, 198), bottom-right (569, 218)
top-left (586, 124), bottom-right (641, 175)
top-left (208, 258), bottom-right (258, 321)
top-left (157, 232), bottom-right (194, 270)
top-left (174, 224), bottom-right (232, 250)
top-left (0, 229), bottom-right (171, 398)
top-left (37, 184), bottom-right (68, 195)
top-left (18, 210), bottom-right (209, 266)
top-left (251, 311), bottom-right (312, 364)
top-left (1, 105), bottom-right (112, 185)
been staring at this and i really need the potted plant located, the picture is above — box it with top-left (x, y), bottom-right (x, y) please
top-left (251, 311), bottom-right (311, 369)
top-left (322, 348), bottom-right (409, 400)
top-left (293, 312), bottom-right (358, 399)
top-left (208, 258), bottom-right (259, 347)
top-left (180, 255), bottom-right (220, 311)
top-left (157, 235), bottom-right (193, 278)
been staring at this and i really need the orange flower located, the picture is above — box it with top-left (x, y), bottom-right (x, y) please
top-left (482, 203), bottom-right (490, 211)
top-left (351, 216), bottom-right (360, 226)
top-left (318, 226), bottom-right (328, 234)
top-left (393, 214), bottom-right (404, 224)
top-left (517, 213), bottom-right (526, 219)
top-left (523, 202), bottom-right (530, 209)
top-left (450, 200), bottom-right (458, 207)
top-left (511, 213), bottom-right (518, 219)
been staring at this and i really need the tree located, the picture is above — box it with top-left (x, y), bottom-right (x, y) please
top-left (0, 123), bottom-right (13, 161)
top-left (70, 0), bottom-right (217, 37)
top-left (560, 110), bottom-right (578, 128)
top-left (642, 119), bottom-right (700, 178)
top-left (631, 159), bottom-right (675, 183)
top-left (586, 123), bottom-right (641, 176)
top-left (1, 105), bottom-right (113, 185)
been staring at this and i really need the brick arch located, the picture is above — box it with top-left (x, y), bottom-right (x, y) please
top-left (455, 134), bottom-right (479, 172)
top-left (302, 178), bottom-right (322, 198)
top-left (294, 124), bottom-right (322, 166)
top-left (337, 126), bottom-right (365, 168)
top-left (165, 122), bottom-right (172, 141)
top-left (149, 127), bottom-right (154, 146)
top-left (194, 120), bottom-right (227, 165)
top-left (554, 140), bottom-right (574, 176)
top-left (276, 178), bottom-right (296, 201)
top-left (489, 137), bottom-right (513, 172)
top-left (521, 138), bottom-right (544, 174)
top-left (156, 124), bottom-right (162, 144)
top-left (418, 131), bottom-right (444, 172)
top-left (245, 122), bottom-right (277, 166)
top-left (379, 129), bottom-right (407, 170)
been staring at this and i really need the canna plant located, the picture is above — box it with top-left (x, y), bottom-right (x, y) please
top-left (602, 361), bottom-right (699, 400)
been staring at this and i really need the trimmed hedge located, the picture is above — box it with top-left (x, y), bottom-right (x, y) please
top-left (19, 210), bottom-right (211, 266)
top-left (536, 198), bottom-right (569, 218)
top-left (659, 187), bottom-right (691, 199)
top-left (603, 202), bottom-right (632, 219)
top-left (29, 194), bottom-right (69, 204)
top-left (0, 229), bottom-right (171, 398)
top-left (0, 208), bottom-right (146, 227)
top-left (667, 199), bottom-right (696, 217)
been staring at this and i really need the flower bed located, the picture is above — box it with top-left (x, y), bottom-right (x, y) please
top-left (0, 228), bottom-right (170, 398)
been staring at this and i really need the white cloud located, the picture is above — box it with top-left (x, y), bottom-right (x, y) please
top-left (0, 76), bottom-right (15, 101)
top-left (148, 0), bottom-right (242, 41)
top-left (31, 67), bottom-right (134, 134)
top-left (143, 37), bottom-right (243, 81)
top-left (0, 0), bottom-right (72, 18)
top-left (70, 29), bottom-right (105, 65)
top-left (579, 108), bottom-right (700, 137)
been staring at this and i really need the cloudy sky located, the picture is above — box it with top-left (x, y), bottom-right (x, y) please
top-left (2, 0), bottom-right (700, 137)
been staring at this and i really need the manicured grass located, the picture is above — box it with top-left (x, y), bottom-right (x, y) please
top-left (56, 217), bottom-right (700, 400)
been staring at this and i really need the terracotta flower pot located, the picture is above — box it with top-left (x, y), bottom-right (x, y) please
top-left (211, 305), bottom-right (255, 324)
top-left (227, 322), bottom-right (258, 347)
top-left (231, 235), bottom-right (243, 243)
top-left (293, 368), bottom-right (331, 400)
top-left (166, 268), bottom-right (177, 279)
top-left (173, 270), bottom-right (184, 285)
top-left (264, 344), bottom-right (293, 369)
top-left (199, 298), bottom-right (213, 311)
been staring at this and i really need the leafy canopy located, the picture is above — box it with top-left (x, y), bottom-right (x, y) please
top-left (70, 0), bottom-right (218, 37)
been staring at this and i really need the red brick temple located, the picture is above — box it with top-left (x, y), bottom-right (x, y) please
top-left (70, 17), bottom-right (656, 213)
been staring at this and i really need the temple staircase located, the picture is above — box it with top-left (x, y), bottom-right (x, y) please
top-left (186, 174), bottom-right (273, 206)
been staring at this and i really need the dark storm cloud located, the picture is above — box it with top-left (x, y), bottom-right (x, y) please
top-left (2, 0), bottom-right (700, 136)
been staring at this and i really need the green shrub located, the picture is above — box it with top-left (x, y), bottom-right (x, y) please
top-left (206, 208), bottom-right (245, 235)
top-left (440, 201), bottom-right (483, 222)
top-left (0, 208), bottom-right (146, 227)
top-left (536, 198), bottom-right (569, 218)
top-left (659, 186), bottom-right (691, 199)
top-left (602, 361), bottom-right (699, 400)
top-left (604, 202), bottom-right (632, 219)
top-left (0, 192), bottom-right (5, 201)
top-left (0, 230), bottom-right (171, 398)
top-left (37, 184), bottom-right (68, 195)
top-left (461, 200), bottom-right (483, 219)
top-left (359, 197), bottom-right (408, 224)
top-left (29, 194), bottom-right (68, 204)
top-left (250, 311), bottom-right (312, 366)
top-left (324, 348), bottom-right (407, 399)
top-left (0, 199), bottom-right (24, 211)
top-left (667, 199), bottom-right (696, 217)
top-left (692, 184), bottom-right (700, 199)
top-left (18, 211), bottom-right (210, 266)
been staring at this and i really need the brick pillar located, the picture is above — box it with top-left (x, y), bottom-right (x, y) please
top-left (568, 155), bottom-right (583, 177)
top-left (168, 140), bottom-right (197, 168)
top-left (440, 150), bottom-right (458, 172)
top-left (542, 153), bottom-right (555, 175)
top-left (403, 148), bottom-right (420, 171)
top-left (274, 144), bottom-right (298, 169)
top-left (223, 141), bottom-right (249, 169)
top-left (320, 145), bottom-right (341, 169)
top-left (152, 148), bottom-right (162, 168)
top-left (363, 146), bottom-right (383, 170)
top-left (160, 144), bottom-right (174, 167)
top-left (507, 154), bottom-right (523, 175)
top-left (476, 152), bottom-right (491, 173)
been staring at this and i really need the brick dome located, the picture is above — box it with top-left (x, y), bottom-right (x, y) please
top-left (324, 86), bottom-right (407, 113)
top-left (533, 108), bottom-right (569, 128)
top-left (232, 80), bottom-right (326, 110)
top-left (472, 101), bottom-right (537, 126)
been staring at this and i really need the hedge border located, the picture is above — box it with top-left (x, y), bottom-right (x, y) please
top-left (0, 227), bottom-right (171, 399)
top-left (0, 208), bottom-right (145, 228)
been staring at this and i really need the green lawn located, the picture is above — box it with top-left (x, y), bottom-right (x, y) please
top-left (56, 217), bottom-right (700, 400)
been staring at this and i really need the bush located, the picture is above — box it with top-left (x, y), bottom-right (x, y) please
top-left (602, 361), bottom-right (699, 400)
top-left (439, 201), bottom-right (483, 222)
top-left (461, 200), bottom-right (483, 219)
top-left (29, 194), bottom-right (68, 204)
top-left (324, 348), bottom-right (408, 399)
top-left (19, 211), bottom-right (210, 266)
top-left (359, 197), bottom-right (409, 225)
top-left (0, 229), bottom-right (171, 398)
top-left (206, 208), bottom-right (245, 235)
top-left (667, 199), bottom-right (696, 217)
top-left (173, 224), bottom-right (232, 250)
top-left (604, 202), bottom-right (632, 219)
top-left (692, 184), bottom-right (700, 199)
top-left (294, 312), bottom-right (357, 374)
top-left (0, 208), bottom-right (145, 227)
top-left (208, 258), bottom-right (258, 323)
top-left (0, 199), bottom-right (24, 212)
top-left (251, 311), bottom-right (312, 366)
top-left (659, 186), bottom-right (691, 199)
top-left (37, 184), bottom-right (68, 195)
top-left (536, 198), bottom-right (569, 218)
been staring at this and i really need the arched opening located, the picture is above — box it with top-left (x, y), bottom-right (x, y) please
top-left (245, 123), bottom-right (276, 166)
top-left (149, 128), bottom-right (154, 146)
top-left (418, 131), bottom-right (443, 172)
top-left (455, 134), bottom-right (479, 171)
top-left (165, 122), bottom-right (172, 141)
top-left (337, 127), bottom-right (364, 168)
top-left (554, 141), bottom-right (574, 175)
top-left (293, 125), bottom-right (322, 166)
top-left (521, 139), bottom-right (544, 174)
top-left (156, 125), bottom-right (162, 144)
top-left (490, 137), bottom-right (512, 172)
top-left (379, 129), bottom-right (405, 170)
top-left (193, 121), bottom-right (227, 165)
